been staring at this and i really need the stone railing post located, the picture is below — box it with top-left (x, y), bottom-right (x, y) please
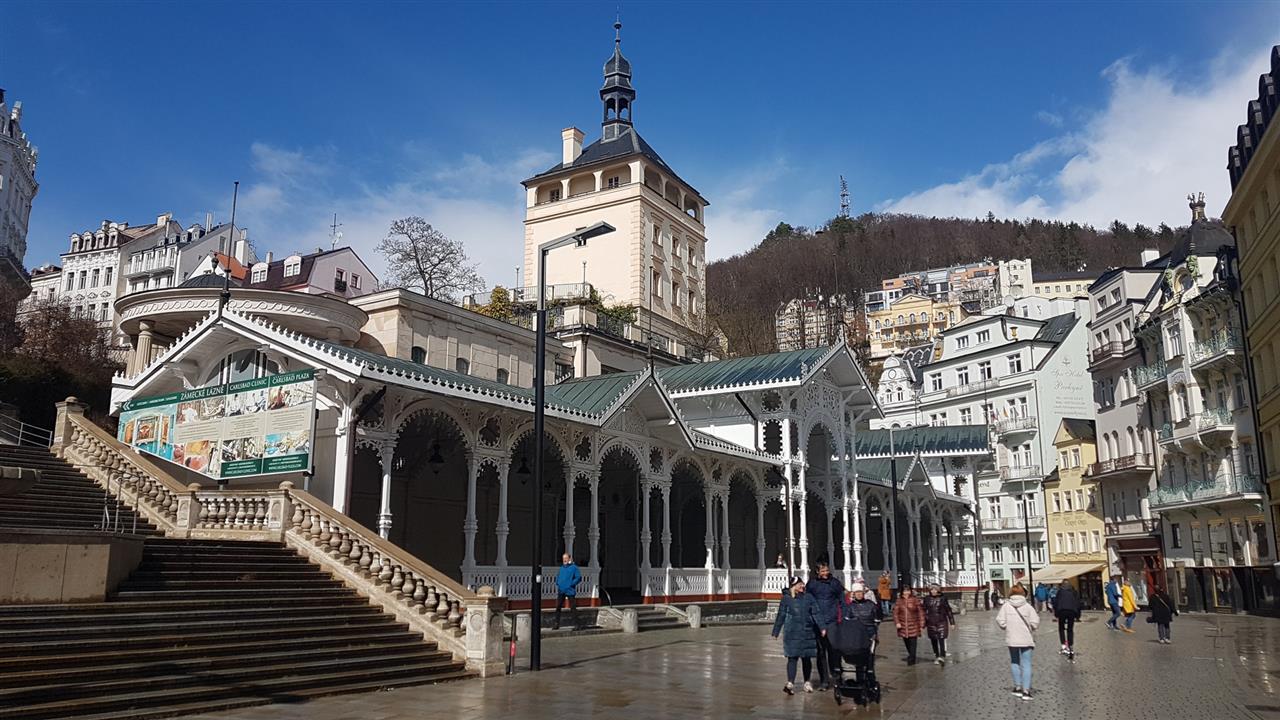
top-left (52, 396), bottom-right (88, 455)
top-left (463, 586), bottom-right (508, 677)
top-left (174, 483), bottom-right (202, 539)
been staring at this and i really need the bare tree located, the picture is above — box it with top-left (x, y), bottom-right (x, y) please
top-left (376, 217), bottom-right (484, 303)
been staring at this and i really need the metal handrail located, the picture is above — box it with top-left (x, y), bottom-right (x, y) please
top-left (0, 413), bottom-right (53, 447)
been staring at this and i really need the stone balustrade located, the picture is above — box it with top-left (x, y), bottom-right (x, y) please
top-left (52, 398), bottom-right (507, 676)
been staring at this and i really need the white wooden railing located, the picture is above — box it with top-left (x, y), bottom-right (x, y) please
top-left (53, 399), bottom-right (507, 676)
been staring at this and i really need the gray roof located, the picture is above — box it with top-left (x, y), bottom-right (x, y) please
top-left (522, 129), bottom-right (702, 201)
top-left (1034, 313), bottom-right (1077, 343)
top-left (659, 345), bottom-right (832, 394)
top-left (856, 426), bottom-right (991, 457)
top-left (1058, 418), bottom-right (1096, 442)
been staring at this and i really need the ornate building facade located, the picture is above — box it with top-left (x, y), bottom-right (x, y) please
top-left (0, 89), bottom-right (38, 297)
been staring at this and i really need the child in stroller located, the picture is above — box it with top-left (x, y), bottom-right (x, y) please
top-left (826, 582), bottom-right (881, 707)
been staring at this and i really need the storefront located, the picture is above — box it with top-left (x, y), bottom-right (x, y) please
top-left (1113, 537), bottom-right (1163, 606)
top-left (1168, 563), bottom-right (1280, 615)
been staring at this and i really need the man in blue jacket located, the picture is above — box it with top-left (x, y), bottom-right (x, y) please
top-left (554, 553), bottom-right (583, 631)
top-left (805, 562), bottom-right (845, 690)
top-left (1104, 575), bottom-right (1122, 630)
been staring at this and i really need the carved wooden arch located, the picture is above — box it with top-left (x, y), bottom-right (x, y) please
top-left (505, 423), bottom-right (574, 466)
top-left (392, 400), bottom-right (474, 451)
top-left (598, 438), bottom-right (645, 475)
top-left (669, 453), bottom-right (711, 489)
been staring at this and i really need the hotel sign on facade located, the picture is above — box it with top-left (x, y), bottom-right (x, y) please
top-left (118, 369), bottom-right (316, 480)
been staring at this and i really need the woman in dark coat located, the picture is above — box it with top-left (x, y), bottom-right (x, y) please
top-left (922, 583), bottom-right (956, 664)
top-left (1149, 586), bottom-right (1177, 644)
top-left (772, 576), bottom-right (821, 694)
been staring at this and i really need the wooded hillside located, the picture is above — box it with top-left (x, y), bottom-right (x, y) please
top-left (706, 213), bottom-right (1182, 357)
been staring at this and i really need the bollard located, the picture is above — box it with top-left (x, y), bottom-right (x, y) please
top-left (507, 634), bottom-right (517, 675)
top-left (515, 613), bottom-right (532, 643)
top-left (621, 608), bottom-right (639, 633)
top-left (687, 604), bottom-right (703, 629)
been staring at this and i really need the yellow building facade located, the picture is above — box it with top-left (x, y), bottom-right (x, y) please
top-left (1041, 418), bottom-right (1107, 608)
top-left (1225, 46), bottom-right (1280, 549)
top-left (866, 293), bottom-right (963, 359)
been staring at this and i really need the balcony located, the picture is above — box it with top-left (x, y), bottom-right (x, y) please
top-left (1134, 360), bottom-right (1168, 391)
top-left (125, 260), bottom-right (176, 279)
top-left (999, 465), bottom-right (1041, 481)
top-left (1157, 423), bottom-right (1174, 444)
top-left (1190, 329), bottom-right (1243, 370)
top-left (1087, 453), bottom-right (1155, 481)
top-left (1089, 340), bottom-right (1127, 367)
top-left (980, 515), bottom-right (1047, 531)
top-left (945, 377), bottom-right (999, 398)
top-left (1104, 518), bottom-right (1159, 537)
top-left (995, 415), bottom-right (1038, 436)
top-left (463, 282), bottom-right (594, 308)
top-left (1150, 473), bottom-right (1263, 509)
top-left (1196, 406), bottom-right (1234, 438)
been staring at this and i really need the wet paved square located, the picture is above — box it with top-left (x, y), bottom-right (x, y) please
top-left (188, 609), bottom-right (1280, 719)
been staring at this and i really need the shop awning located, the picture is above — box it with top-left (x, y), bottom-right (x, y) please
top-left (1034, 562), bottom-right (1105, 584)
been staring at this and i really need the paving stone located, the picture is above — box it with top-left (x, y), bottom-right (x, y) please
top-left (183, 609), bottom-right (1280, 719)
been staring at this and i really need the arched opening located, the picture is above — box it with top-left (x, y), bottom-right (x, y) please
top-left (671, 459), bottom-right (707, 568)
top-left (865, 495), bottom-right (888, 571)
top-left (598, 445), bottom-right (643, 597)
top-left (508, 430), bottom-right (569, 569)
top-left (727, 472), bottom-right (759, 569)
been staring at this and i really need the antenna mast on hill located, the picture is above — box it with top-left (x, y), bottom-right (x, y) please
top-left (839, 176), bottom-right (850, 218)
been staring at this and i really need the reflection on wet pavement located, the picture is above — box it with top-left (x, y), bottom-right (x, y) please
top-left (185, 609), bottom-right (1280, 719)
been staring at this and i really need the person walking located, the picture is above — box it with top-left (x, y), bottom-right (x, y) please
top-left (892, 586), bottom-right (926, 665)
top-left (1033, 582), bottom-right (1048, 612)
top-left (922, 583), bottom-right (956, 665)
top-left (1120, 577), bottom-right (1138, 633)
top-left (1050, 580), bottom-right (1081, 657)
top-left (1149, 585), bottom-right (1177, 644)
top-left (772, 576), bottom-right (822, 695)
top-left (995, 584), bottom-right (1040, 701)
top-left (553, 553), bottom-right (583, 631)
top-left (806, 561), bottom-right (846, 690)
top-left (1104, 575), bottom-right (1122, 630)
top-left (878, 571), bottom-right (893, 617)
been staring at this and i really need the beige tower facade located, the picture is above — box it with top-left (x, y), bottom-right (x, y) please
top-left (521, 23), bottom-right (708, 351)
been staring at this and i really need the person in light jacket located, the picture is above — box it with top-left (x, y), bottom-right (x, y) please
top-left (995, 584), bottom-right (1040, 701)
top-left (1120, 577), bottom-right (1138, 633)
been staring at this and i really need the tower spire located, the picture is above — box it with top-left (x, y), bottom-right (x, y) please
top-left (600, 18), bottom-right (635, 142)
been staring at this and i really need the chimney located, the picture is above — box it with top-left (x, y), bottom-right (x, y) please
top-left (265, 251), bottom-right (273, 264)
top-left (1140, 248), bottom-right (1160, 266)
top-left (206, 212), bottom-right (214, 231)
top-left (233, 237), bottom-right (249, 265)
top-left (562, 127), bottom-right (584, 165)
top-left (157, 211), bottom-right (172, 228)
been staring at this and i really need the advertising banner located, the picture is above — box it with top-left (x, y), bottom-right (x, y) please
top-left (118, 369), bottom-right (316, 480)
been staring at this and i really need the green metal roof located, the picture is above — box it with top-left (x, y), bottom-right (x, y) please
top-left (658, 345), bottom-right (832, 393)
top-left (312, 340), bottom-right (642, 419)
top-left (856, 425), bottom-right (990, 457)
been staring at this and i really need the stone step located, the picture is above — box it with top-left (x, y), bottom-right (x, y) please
top-left (0, 628), bottom-right (423, 672)
top-left (116, 577), bottom-right (346, 591)
top-left (0, 602), bottom-right (386, 629)
top-left (0, 640), bottom-right (448, 689)
top-left (2, 494), bottom-right (112, 509)
top-left (111, 586), bottom-right (361, 601)
top-left (0, 594), bottom-right (373, 617)
top-left (0, 619), bottom-right (414, 659)
top-left (637, 619), bottom-right (687, 631)
top-left (0, 660), bottom-right (469, 720)
top-left (125, 568), bottom-right (326, 582)
top-left (0, 611), bottom-right (398, 644)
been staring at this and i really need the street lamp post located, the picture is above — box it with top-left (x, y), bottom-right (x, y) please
top-left (530, 221), bottom-right (615, 672)
top-left (1021, 482), bottom-right (1035, 588)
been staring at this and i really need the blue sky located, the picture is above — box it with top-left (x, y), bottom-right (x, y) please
top-left (4, 1), bottom-right (1278, 286)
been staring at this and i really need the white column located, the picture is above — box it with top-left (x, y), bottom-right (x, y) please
top-left (703, 487), bottom-right (716, 569)
top-left (563, 474), bottom-right (576, 560)
top-left (463, 454), bottom-right (480, 571)
top-left (881, 510), bottom-right (892, 578)
top-left (588, 473), bottom-right (601, 570)
top-left (840, 455), bottom-right (853, 586)
top-left (855, 502), bottom-right (867, 575)
top-left (797, 463), bottom-right (810, 575)
top-left (661, 484), bottom-right (672, 568)
top-left (755, 493), bottom-right (766, 571)
top-left (330, 403), bottom-right (355, 512)
top-left (782, 418), bottom-right (795, 569)
top-left (720, 490), bottom-right (731, 570)
top-left (640, 478), bottom-right (653, 570)
top-left (494, 459), bottom-right (510, 567)
top-left (377, 440), bottom-right (396, 539)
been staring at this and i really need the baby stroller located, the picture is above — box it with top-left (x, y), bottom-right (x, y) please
top-left (827, 612), bottom-right (881, 707)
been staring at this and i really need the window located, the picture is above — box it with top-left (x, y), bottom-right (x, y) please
top-left (956, 335), bottom-right (970, 349)
top-left (960, 408), bottom-right (972, 424)
top-left (455, 357), bottom-right (470, 375)
top-left (1167, 324), bottom-right (1183, 357)
top-left (607, 175), bottom-right (620, 189)
top-left (555, 362), bottom-right (574, 381)
top-left (284, 257), bottom-right (302, 276)
top-left (672, 281), bottom-right (681, 307)
top-left (1253, 519), bottom-right (1270, 559)
top-left (336, 269), bottom-right (345, 281)
top-left (1066, 534), bottom-right (1076, 553)
top-left (496, 368), bottom-right (510, 385)
top-left (1007, 354), bottom-right (1022, 373)
top-left (1074, 489), bottom-right (1085, 510)
top-left (410, 346), bottom-right (426, 364)
top-left (99, 304), bottom-right (109, 321)
top-left (251, 264), bottom-right (268, 283)
top-left (1070, 448), bottom-right (1081, 467)
top-left (1055, 533), bottom-right (1064, 554)
top-left (977, 329), bottom-right (990, 344)
top-left (78, 271), bottom-right (87, 290)
top-left (929, 373), bottom-right (942, 392)
top-left (956, 367), bottom-right (970, 385)
top-left (1170, 523), bottom-right (1183, 549)
top-left (66, 275), bottom-right (74, 291)
top-left (1091, 530), bottom-right (1101, 553)
top-left (1235, 373), bottom-right (1247, 409)
top-left (1060, 450), bottom-right (1069, 469)
top-left (978, 361), bottom-right (992, 380)
top-left (549, 188), bottom-right (561, 202)
top-left (352, 274), bottom-right (361, 289)
top-left (1052, 493), bottom-right (1061, 513)
top-left (1012, 543), bottom-right (1024, 563)
top-left (91, 268), bottom-right (100, 287)
top-left (104, 267), bottom-right (113, 286)
top-left (688, 290), bottom-right (696, 314)
top-left (991, 544), bottom-right (1004, 562)
top-left (652, 270), bottom-right (662, 298)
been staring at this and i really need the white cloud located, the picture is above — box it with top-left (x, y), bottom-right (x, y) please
top-left (703, 157), bottom-right (791, 260)
top-left (879, 43), bottom-right (1275, 228)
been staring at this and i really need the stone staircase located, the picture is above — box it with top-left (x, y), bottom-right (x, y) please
top-left (0, 444), bottom-right (475, 719)
top-left (0, 444), bottom-right (160, 535)
top-left (631, 605), bottom-right (687, 632)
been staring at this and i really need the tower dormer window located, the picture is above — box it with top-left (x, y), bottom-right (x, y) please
top-left (550, 188), bottom-right (561, 202)
top-left (251, 262), bottom-right (268, 283)
top-left (607, 176), bottom-right (620, 189)
top-left (284, 256), bottom-right (302, 277)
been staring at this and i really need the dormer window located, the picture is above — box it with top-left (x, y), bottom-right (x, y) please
top-left (549, 188), bottom-right (562, 202)
top-left (251, 263), bottom-right (268, 283)
top-left (284, 255), bottom-right (302, 277)
top-left (607, 176), bottom-right (620, 189)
